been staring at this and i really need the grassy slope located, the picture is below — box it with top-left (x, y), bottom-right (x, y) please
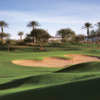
top-left (0, 43), bottom-right (100, 100)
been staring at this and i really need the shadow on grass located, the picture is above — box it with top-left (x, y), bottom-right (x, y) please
top-left (55, 62), bottom-right (100, 73)
top-left (0, 76), bottom-right (32, 90)
top-left (0, 45), bottom-right (82, 53)
top-left (1, 77), bottom-right (100, 100)
top-left (0, 46), bottom-right (16, 51)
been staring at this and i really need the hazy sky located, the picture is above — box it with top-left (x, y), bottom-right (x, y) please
top-left (0, 0), bottom-right (100, 39)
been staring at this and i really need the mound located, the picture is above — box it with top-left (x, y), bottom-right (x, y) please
top-left (1, 77), bottom-right (100, 100)
top-left (0, 73), bottom-right (92, 90)
top-left (12, 54), bottom-right (100, 67)
top-left (56, 62), bottom-right (100, 73)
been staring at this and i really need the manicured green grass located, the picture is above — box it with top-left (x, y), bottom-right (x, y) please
top-left (0, 43), bottom-right (100, 100)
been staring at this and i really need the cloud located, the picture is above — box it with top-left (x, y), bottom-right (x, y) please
top-left (0, 1), bottom-right (100, 24)
top-left (0, 10), bottom-right (99, 25)
top-left (0, 5), bottom-right (99, 39)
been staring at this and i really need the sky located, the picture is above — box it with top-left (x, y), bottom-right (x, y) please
top-left (0, 0), bottom-right (100, 39)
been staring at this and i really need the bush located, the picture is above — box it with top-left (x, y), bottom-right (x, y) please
top-left (16, 41), bottom-right (26, 45)
top-left (24, 38), bottom-right (32, 42)
top-left (50, 43), bottom-right (62, 47)
top-left (6, 39), bottom-right (17, 46)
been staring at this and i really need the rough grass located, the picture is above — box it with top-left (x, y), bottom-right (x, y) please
top-left (0, 43), bottom-right (100, 100)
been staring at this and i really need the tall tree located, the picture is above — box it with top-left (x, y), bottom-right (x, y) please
top-left (90, 30), bottom-right (96, 38)
top-left (27, 21), bottom-right (40, 30)
top-left (75, 34), bottom-right (86, 42)
top-left (24, 34), bottom-right (32, 42)
top-left (56, 28), bottom-right (75, 44)
top-left (90, 30), bottom-right (98, 43)
top-left (95, 22), bottom-right (100, 36)
top-left (18, 32), bottom-right (24, 40)
top-left (82, 22), bottom-right (93, 48)
top-left (6, 39), bottom-right (16, 52)
top-left (0, 33), bottom-right (8, 43)
top-left (0, 21), bottom-right (8, 43)
top-left (27, 21), bottom-right (40, 43)
top-left (42, 33), bottom-right (51, 43)
top-left (95, 22), bottom-right (100, 48)
top-left (30, 29), bottom-right (50, 47)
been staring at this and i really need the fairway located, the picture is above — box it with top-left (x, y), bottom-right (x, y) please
top-left (0, 43), bottom-right (100, 100)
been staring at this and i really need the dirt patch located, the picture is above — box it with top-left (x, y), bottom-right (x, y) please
top-left (12, 54), bottom-right (100, 67)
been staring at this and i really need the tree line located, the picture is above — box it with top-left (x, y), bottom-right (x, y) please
top-left (82, 22), bottom-right (100, 48)
top-left (0, 20), bottom-right (100, 49)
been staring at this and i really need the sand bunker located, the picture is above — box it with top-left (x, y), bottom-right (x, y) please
top-left (12, 54), bottom-right (100, 67)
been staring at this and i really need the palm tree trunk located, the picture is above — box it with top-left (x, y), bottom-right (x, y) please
top-left (1, 27), bottom-right (3, 44)
top-left (33, 27), bottom-right (36, 43)
top-left (96, 34), bottom-right (98, 48)
top-left (1, 26), bottom-right (3, 33)
top-left (33, 26), bottom-right (35, 30)
top-left (87, 29), bottom-right (89, 48)
top-left (20, 35), bottom-right (22, 40)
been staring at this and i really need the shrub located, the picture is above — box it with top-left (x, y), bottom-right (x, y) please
top-left (16, 41), bottom-right (26, 45)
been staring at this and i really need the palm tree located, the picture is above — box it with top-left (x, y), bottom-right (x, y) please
top-left (95, 22), bottom-right (100, 36)
top-left (96, 22), bottom-right (100, 29)
top-left (27, 21), bottom-right (40, 30)
top-left (18, 32), bottom-right (24, 40)
top-left (27, 21), bottom-right (40, 43)
top-left (82, 22), bottom-right (93, 48)
top-left (95, 22), bottom-right (100, 48)
top-left (0, 21), bottom-right (8, 43)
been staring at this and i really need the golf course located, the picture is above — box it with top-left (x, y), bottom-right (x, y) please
top-left (0, 0), bottom-right (100, 99)
top-left (0, 43), bottom-right (100, 100)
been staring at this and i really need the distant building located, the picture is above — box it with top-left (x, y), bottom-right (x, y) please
top-left (49, 36), bottom-right (62, 41)
top-left (49, 36), bottom-right (62, 42)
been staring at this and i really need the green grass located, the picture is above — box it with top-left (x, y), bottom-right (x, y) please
top-left (0, 43), bottom-right (100, 100)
